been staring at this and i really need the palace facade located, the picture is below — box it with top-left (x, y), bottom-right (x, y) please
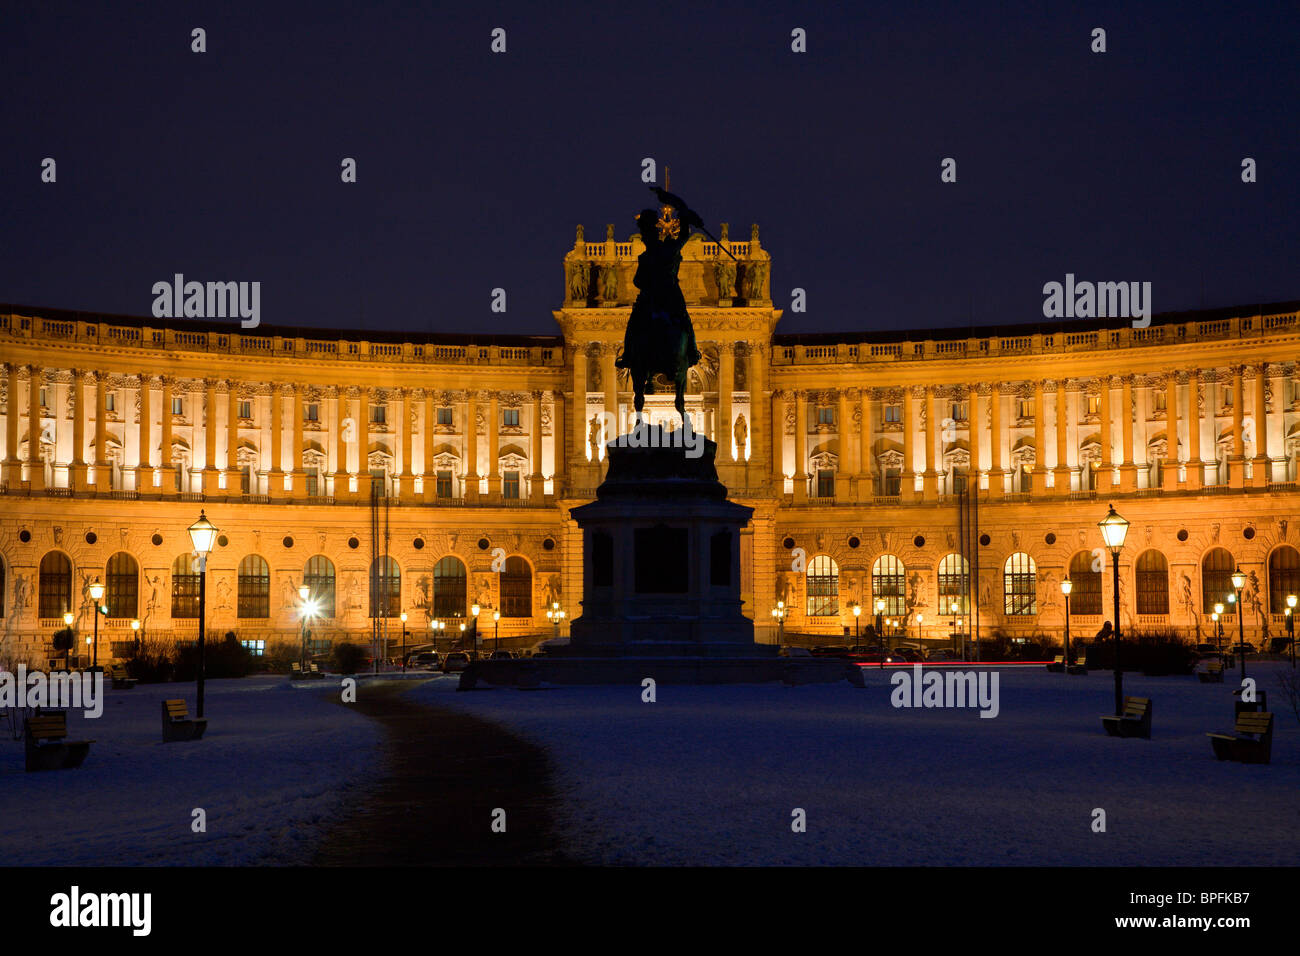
top-left (1, 223), bottom-right (1298, 660)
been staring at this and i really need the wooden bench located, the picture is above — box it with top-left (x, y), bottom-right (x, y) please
top-left (1207, 711), bottom-right (1273, 764)
top-left (161, 699), bottom-right (208, 742)
top-left (25, 711), bottom-right (94, 771)
top-left (308, 662), bottom-right (326, 679)
top-left (1232, 688), bottom-right (1266, 716)
top-left (1101, 696), bottom-right (1152, 738)
top-left (290, 661), bottom-right (304, 678)
top-left (107, 662), bottom-right (137, 689)
top-left (1198, 661), bottom-right (1225, 683)
top-left (1067, 657), bottom-right (1088, 675)
top-left (1046, 655), bottom-right (1066, 673)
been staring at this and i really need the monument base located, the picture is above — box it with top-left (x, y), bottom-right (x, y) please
top-left (462, 656), bottom-right (857, 687)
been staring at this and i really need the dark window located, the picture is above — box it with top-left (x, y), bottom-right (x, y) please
top-left (816, 469), bottom-right (835, 498)
top-left (634, 526), bottom-right (688, 593)
top-left (171, 553), bottom-right (200, 618)
top-left (436, 470), bottom-right (453, 498)
top-left (437, 407), bottom-right (453, 425)
top-left (592, 533), bottom-right (614, 587)
top-left (1268, 546), bottom-right (1300, 614)
top-left (105, 552), bottom-right (138, 618)
top-left (501, 556), bottom-right (531, 617)
top-left (503, 408), bottom-right (520, 427)
top-left (1202, 547), bottom-right (1235, 613)
top-left (807, 554), bottom-right (839, 616)
top-left (1004, 553), bottom-right (1037, 616)
top-left (238, 400), bottom-right (251, 419)
top-left (882, 469), bottom-right (901, 496)
top-left (369, 556), bottom-right (401, 618)
top-left (1069, 551), bottom-right (1102, 616)
top-left (710, 531), bottom-right (732, 587)
top-left (816, 406), bottom-right (833, 425)
top-left (305, 403), bottom-right (319, 421)
top-left (433, 556), bottom-right (466, 618)
top-left (1136, 549), bottom-right (1169, 615)
top-left (503, 470), bottom-right (520, 499)
top-left (370, 404), bottom-right (386, 424)
top-left (38, 551), bottom-right (72, 619)
top-left (304, 555), bottom-right (336, 618)
top-left (938, 553), bottom-right (969, 615)
top-left (305, 466), bottom-right (320, 496)
top-left (238, 555), bottom-right (271, 618)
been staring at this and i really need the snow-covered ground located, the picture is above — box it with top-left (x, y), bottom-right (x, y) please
top-left (413, 663), bottom-right (1300, 865)
top-left (0, 675), bottom-right (382, 866)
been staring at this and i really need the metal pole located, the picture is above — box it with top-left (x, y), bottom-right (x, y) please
top-left (1064, 592), bottom-right (1071, 665)
top-left (1236, 586), bottom-right (1246, 681)
top-left (92, 602), bottom-right (99, 669)
top-left (1111, 550), bottom-right (1122, 715)
top-left (197, 554), bottom-right (207, 719)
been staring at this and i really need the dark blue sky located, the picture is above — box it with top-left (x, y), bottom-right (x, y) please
top-left (2, 0), bottom-right (1296, 337)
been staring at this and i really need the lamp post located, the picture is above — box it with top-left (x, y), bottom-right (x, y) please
top-left (61, 611), bottom-right (74, 669)
top-left (1287, 594), bottom-right (1297, 667)
top-left (916, 613), bottom-right (923, 647)
top-left (131, 618), bottom-right (140, 657)
top-left (1213, 601), bottom-right (1225, 664)
top-left (1098, 503), bottom-right (1129, 716)
top-left (471, 603), bottom-right (480, 656)
top-left (852, 603), bottom-right (861, 646)
top-left (493, 609), bottom-right (501, 655)
top-left (875, 598), bottom-right (886, 668)
top-left (399, 611), bottom-right (408, 670)
top-left (949, 600), bottom-right (960, 657)
top-left (1231, 565), bottom-right (1247, 681)
top-left (770, 601), bottom-right (786, 646)
top-left (298, 584), bottom-right (311, 669)
top-left (187, 510), bottom-right (218, 718)
top-left (1061, 578), bottom-right (1073, 667)
top-left (87, 578), bottom-right (105, 670)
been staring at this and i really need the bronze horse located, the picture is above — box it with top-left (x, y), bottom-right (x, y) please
top-left (616, 195), bottom-right (703, 419)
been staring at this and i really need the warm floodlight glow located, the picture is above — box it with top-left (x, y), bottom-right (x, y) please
top-left (1098, 504), bottom-right (1129, 552)
top-left (1214, 602), bottom-right (1225, 615)
top-left (88, 579), bottom-right (105, 601)
top-left (62, 612), bottom-right (74, 626)
top-left (472, 604), bottom-right (480, 618)
top-left (188, 510), bottom-right (219, 556)
top-left (1061, 578), bottom-right (1073, 596)
top-left (1288, 594), bottom-right (1298, 609)
top-left (1231, 566), bottom-right (1247, 591)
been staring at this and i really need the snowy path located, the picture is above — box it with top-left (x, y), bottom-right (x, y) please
top-left (413, 664), bottom-right (1300, 865)
top-left (0, 676), bottom-right (382, 866)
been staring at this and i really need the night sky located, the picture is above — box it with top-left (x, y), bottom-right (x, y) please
top-left (2, 0), bottom-right (1296, 338)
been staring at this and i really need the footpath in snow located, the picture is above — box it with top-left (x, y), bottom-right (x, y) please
top-left (413, 663), bottom-right (1300, 866)
top-left (0, 675), bottom-right (382, 866)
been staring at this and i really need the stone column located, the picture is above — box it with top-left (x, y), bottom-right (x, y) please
top-left (771, 389), bottom-right (785, 491)
top-left (858, 388), bottom-right (874, 499)
top-left (225, 384), bottom-right (239, 494)
top-left (270, 383), bottom-right (283, 495)
top-left (356, 388), bottom-right (372, 499)
top-left (718, 343), bottom-right (734, 460)
top-left (969, 384), bottom-right (983, 496)
top-left (1186, 370), bottom-right (1202, 489)
top-left (1099, 375), bottom-right (1112, 489)
top-left (487, 393), bottom-right (501, 497)
top-left (550, 389), bottom-right (565, 494)
top-left (1120, 376), bottom-right (1137, 492)
top-left (27, 366), bottom-right (44, 490)
top-left (1164, 374), bottom-right (1178, 488)
top-left (159, 377), bottom-right (174, 494)
top-left (96, 372), bottom-right (110, 492)
top-left (333, 388), bottom-right (348, 495)
top-left (1230, 366), bottom-right (1245, 488)
top-left (465, 391), bottom-right (479, 500)
top-left (838, 388), bottom-right (854, 498)
top-left (793, 391), bottom-right (808, 502)
top-left (989, 384), bottom-right (1004, 496)
top-left (399, 388), bottom-right (413, 500)
top-left (530, 390), bottom-right (544, 501)
top-left (2, 364), bottom-right (18, 484)
top-left (136, 373), bottom-right (152, 491)
top-left (902, 388), bottom-right (917, 502)
top-left (922, 386), bottom-right (937, 500)
top-left (572, 346), bottom-right (588, 466)
top-left (748, 343), bottom-right (767, 477)
top-left (1031, 381), bottom-right (1047, 495)
top-left (291, 386), bottom-right (304, 499)
top-left (423, 391), bottom-right (436, 502)
top-left (1252, 363), bottom-right (1269, 486)
top-left (1054, 379), bottom-right (1070, 494)
top-left (601, 345), bottom-right (618, 439)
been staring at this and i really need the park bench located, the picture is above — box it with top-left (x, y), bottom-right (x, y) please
top-left (107, 662), bottom-right (137, 690)
top-left (1232, 688), bottom-right (1266, 716)
top-left (161, 699), bottom-right (208, 742)
top-left (290, 661), bottom-right (304, 678)
top-left (1207, 711), bottom-right (1273, 764)
top-left (1046, 655), bottom-right (1066, 673)
top-left (1101, 696), bottom-right (1152, 739)
top-left (25, 711), bottom-right (94, 771)
top-left (1198, 661), bottom-right (1224, 683)
top-left (308, 662), bottom-right (326, 678)
top-left (1067, 657), bottom-right (1088, 675)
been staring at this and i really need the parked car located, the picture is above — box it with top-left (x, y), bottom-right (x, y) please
top-left (1195, 643), bottom-right (1222, 656)
top-left (1268, 636), bottom-right (1294, 654)
top-left (891, 646), bottom-right (924, 662)
top-left (925, 648), bottom-right (962, 662)
top-left (810, 645), bottom-right (850, 658)
top-left (779, 646), bottom-right (812, 657)
top-left (1228, 642), bottom-right (1257, 656)
top-left (488, 650), bottom-right (514, 660)
top-left (406, 651), bottom-right (440, 670)
top-left (441, 651), bottom-right (472, 673)
top-left (851, 649), bottom-right (908, 664)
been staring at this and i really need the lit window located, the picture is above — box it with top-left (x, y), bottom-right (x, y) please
top-left (240, 640), bottom-right (265, 657)
top-left (1003, 553), bottom-right (1037, 615)
top-left (871, 555), bottom-right (906, 616)
top-left (807, 554), bottom-right (839, 616)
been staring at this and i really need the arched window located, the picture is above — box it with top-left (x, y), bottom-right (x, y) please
top-left (171, 553), bottom-right (200, 618)
top-left (1004, 553), bottom-right (1037, 616)
top-left (871, 554), bottom-right (905, 616)
top-left (303, 555), bottom-right (336, 618)
top-left (937, 553), bottom-right (969, 615)
top-left (807, 554), bottom-right (840, 616)
top-left (433, 556), bottom-right (466, 619)
top-left (369, 556), bottom-right (401, 618)
top-left (105, 552), bottom-right (139, 619)
top-left (237, 555), bottom-right (271, 618)
top-left (1135, 550), bottom-right (1169, 615)
top-left (1068, 551), bottom-right (1102, 616)
top-left (1268, 545), bottom-right (1300, 614)
top-left (501, 556), bottom-right (532, 618)
top-left (1202, 547), bottom-right (1235, 613)
top-left (38, 551), bottom-right (72, 619)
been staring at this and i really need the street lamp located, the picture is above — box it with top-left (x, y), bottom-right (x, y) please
top-left (949, 600), bottom-right (960, 657)
top-left (875, 598), bottom-right (886, 668)
top-left (187, 510), bottom-right (218, 719)
top-left (1061, 578), bottom-right (1073, 667)
top-left (852, 602), bottom-right (861, 645)
top-left (471, 603), bottom-right (480, 655)
top-left (1231, 565), bottom-right (1247, 681)
top-left (399, 611), bottom-right (408, 670)
top-left (916, 613), bottom-right (923, 647)
top-left (493, 609), bottom-right (501, 654)
top-left (1098, 503), bottom-right (1129, 716)
top-left (61, 611), bottom-right (74, 669)
top-left (546, 602), bottom-right (566, 642)
top-left (770, 601), bottom-right (786, 646)
top-left (1286, 594), bottom-right (1297, 668)
top-left (87, 578), bottom-right (105, 670)
top-left (298, 584), bottom-right (311, 669)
